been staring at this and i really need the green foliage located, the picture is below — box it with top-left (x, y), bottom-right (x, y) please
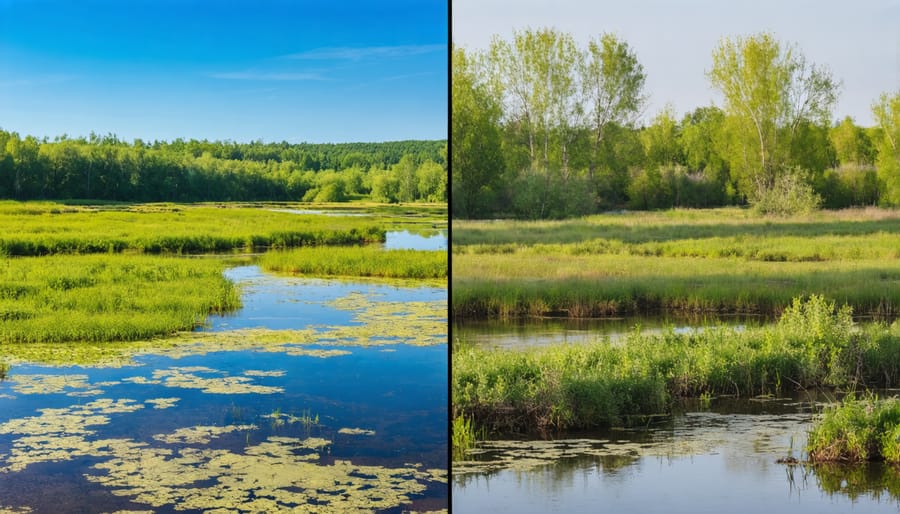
top-left (259, 246), bottom-right (446, 280)
top-left (0, 128), bottom-right (444, 203)
top-left (454, 298), bottom-right (900, 435)
top-left (751, 168), bottom-right (822, 216)
top-left (0, 254), bottom-right (240, 343)
top-left (872, 91), bottom-right (900, 205)
top-left (807, 395), bottom-right (900, 463)
top-left (451, 46), bottom-right (505, 218)
top-left (452, 415), bottom-right (483, 461)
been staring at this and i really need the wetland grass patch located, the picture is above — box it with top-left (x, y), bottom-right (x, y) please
top-left (453, 296), bottom-right (900, 435)
top-left (0, 254), bottom-right (240, 343)
top-left (453, 208), bottom-right (900, 318)
top-left (807, 395), bottom-right (900, 463)
top-left (0, 201), bottom-right (385, 256)
top-left (260, 246), bottom-right (447, 279)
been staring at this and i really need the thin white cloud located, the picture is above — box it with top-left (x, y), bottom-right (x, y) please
top-left (210, 72), bottom-right (326, 81)
top-left (283, 44), bottom-right (446, 60)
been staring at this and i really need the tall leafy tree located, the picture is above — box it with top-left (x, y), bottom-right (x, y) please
top-left (451, 46), bottom-right (505, 218)
top-left (581, 33), bottom-right (647, 179)
top-left (872, 91), bottom-right (900, 205)
top-left (708, 33), bottom-right (839, 200)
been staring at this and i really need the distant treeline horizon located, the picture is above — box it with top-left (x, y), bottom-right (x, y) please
top-left (0, 129), bottom-right (447, 203)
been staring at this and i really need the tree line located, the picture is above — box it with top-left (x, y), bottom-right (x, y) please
top-left (0, 131), bottom-right (447, 203)
top-left (452, 28), bottom-right (900, 218)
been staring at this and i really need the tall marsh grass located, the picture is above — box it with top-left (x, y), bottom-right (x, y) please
top-left (0, 254), bottom-right (240, 342)
top-left (807, 394), bottom-right (900, 463)
top-left (0, 201), bottom-right (385, 256)
top-left (453, 208), bottom-right (900, 318)
top-left (453, 296), bottom-right (900, 434)
top-left (260, 246), bottom-right (447, 279)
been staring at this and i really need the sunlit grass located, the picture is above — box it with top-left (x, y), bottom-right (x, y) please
top-left (452, 207), bottom-right (900, 318)
top-left (0, 201), bottom-right (386, 255)
top-left (453, 296), bottom-right (900, 434)
top-left (0, 254), bottom-right (240, 343)
top-left (260, 246), bottom-right (447, 279)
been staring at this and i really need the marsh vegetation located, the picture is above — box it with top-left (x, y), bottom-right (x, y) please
top-left (0, 202), bottom-right (448, 513)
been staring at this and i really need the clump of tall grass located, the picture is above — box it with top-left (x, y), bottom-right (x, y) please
top-left (260, 246), bottom-right (446, 279)
top-left (0, 254), bottom-right (240, 343)
top-left (453, 296), bottom-right (900, 435)
top-left (807, 394), bottom-right (900, 463)
top-left (452, 415), bottom-right (482, 461)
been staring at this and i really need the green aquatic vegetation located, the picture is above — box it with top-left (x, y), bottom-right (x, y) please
top-left (0, 287), bottom-right (446, 367)
top-left (807, 395), bottom-right (900, 463)
top-left (451, 415), bottom-right (481, 461)
top-left (153, 425), bottom-right (258, 445)
top-left (242, 370), bottom-right (285, 377)
top-left (260, 246), bottom-right (447, 279)
top-left (338, 427), bottom-right (376, 436)
top-left (85, 435), bottom-right (436, 512)
top-left (0, 202), bottom-right (386, 256)
top-left (454, 297), bottom-right (900, 434)
top-left (0, 254), bottom-right (240, 343)
top-left (147, 367), bottom-right (284, 395)
top-left (144, 397), bottom-right (179, 409)
top-left (8, 374), bottom-right (92, 395)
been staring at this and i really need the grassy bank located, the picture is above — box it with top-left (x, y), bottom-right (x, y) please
top-left (807, 395), bottom-right (900, 463)
top-left (453, 296), bottom-right (900, 435)
top-left (0, 254), bottom-right (240, 343)
top-left (453, 208), bottom-right (900, 318)
top-left (260, 246), bottom-right (447, 280)
top-left (0, 201), bottom-right (385, 255)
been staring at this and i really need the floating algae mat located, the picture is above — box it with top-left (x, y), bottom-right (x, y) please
top-left (0, 266), bottom-right (447, 513)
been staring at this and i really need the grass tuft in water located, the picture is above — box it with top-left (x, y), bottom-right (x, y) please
top-left (807, 394), bottom-right (900, 463)
top-left (454, 296), bottom-right (900, 435)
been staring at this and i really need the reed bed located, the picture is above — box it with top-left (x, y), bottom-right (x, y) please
top-left (453, 296), bottom-right (900, 434)
top-left (0, 201), bottom-right (385, 256)
top-left (0, 254), bottom-right (240, 343)
top-left (260, 246), bottom-right (447, 279)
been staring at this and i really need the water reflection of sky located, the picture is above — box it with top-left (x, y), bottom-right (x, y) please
top-left (385, 230), bottom-right (447, 251)
top-left (453, 399), bottom-right (900, 514)
top-left (0, 267), bottom-right (448, 513)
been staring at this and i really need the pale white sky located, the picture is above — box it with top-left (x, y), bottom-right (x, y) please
top-left (452, 0), bottom-right (900, 127)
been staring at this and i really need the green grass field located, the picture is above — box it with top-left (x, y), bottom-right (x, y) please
top-left (0, 201), bottom-right (387, 255)
top-left (453, 207), bottom-right (900, 318)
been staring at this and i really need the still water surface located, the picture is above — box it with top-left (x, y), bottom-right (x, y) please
top-left (0, 234), bottom-right (447, 513)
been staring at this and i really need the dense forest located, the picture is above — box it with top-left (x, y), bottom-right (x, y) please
top-left (0, 131), bottom-right (447, 203)
top-left (452, 29), bottom-right (900, 218)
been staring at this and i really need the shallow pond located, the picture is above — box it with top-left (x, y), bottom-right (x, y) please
top-left (453, 395), bottom-right (900, 513)
top-left (0, 265), bottom-right (448, 513)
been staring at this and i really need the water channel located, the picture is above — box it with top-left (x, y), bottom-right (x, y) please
top-left (0, 230), bottom-right (448, 513)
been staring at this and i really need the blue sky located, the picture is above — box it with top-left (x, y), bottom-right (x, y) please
top-left (453, 0), bottom-right (899, 127)
top-left (0, 0), bottom-right (447, 143)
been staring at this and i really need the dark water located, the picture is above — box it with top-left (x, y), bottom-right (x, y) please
top-left (0, 266), bottom-right (447, 513)
top-left (455, 315), bottom-right (763, 350)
